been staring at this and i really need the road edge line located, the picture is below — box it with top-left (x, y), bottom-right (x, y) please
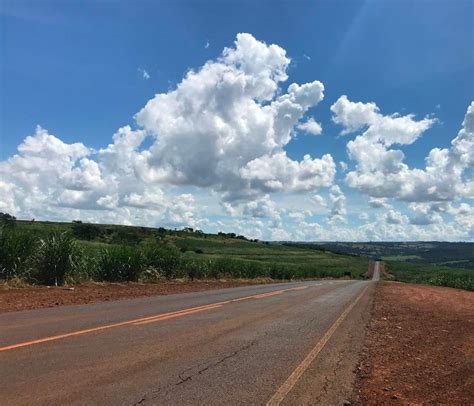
top-left (266, 283), bottom-right (371, 406)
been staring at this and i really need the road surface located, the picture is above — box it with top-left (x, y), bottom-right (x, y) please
top-left (1, 278), bottom-right (377, 405)
top-left (372, 261), bottom-right (380, 281)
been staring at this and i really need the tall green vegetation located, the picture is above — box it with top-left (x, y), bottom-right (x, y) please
top-left (386, 261), bottom-right (473, 291)
top-left (72, 222), bottom-right (101, 240)
top-left (0, 229), bottom-right (36, 280)
top-left (33, 232), bottom-right (82, 285)
top-left (0, 229), bottom-right (368, 286)
top-left (1, 217), bottom-right (371, 286)
top-left (3, 217), bottom-right (473, 291)
top-left (141, 244), bottom-right (180, 279)
top-left (97, 246), bottom-right (145, 282)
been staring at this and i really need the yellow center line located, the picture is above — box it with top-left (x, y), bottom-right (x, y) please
top-left (0, 284), bottom-right (310, 352)
top-left (266, 284), bottom-right (370, 406)
top-left (249, 290), bottom-right (285, 299)
top-left (133, 304), bottom-right (223, 326)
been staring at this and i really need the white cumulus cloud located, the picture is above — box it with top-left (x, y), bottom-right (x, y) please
top-left (332, 96), bottom-right (473, 203)
top-left (135, 33), bottom-right (334, 202)
top-left (1, 34), bottom-right (472, 241)
top-left (297, 117), bottom-right (322, 135)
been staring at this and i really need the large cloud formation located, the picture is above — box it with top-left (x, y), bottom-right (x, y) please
top-left (134, 33), bottom-right (333, 202)
top-left (0, 33), bottom-right (472, 241)
top-left (0, 34), bottom-right (333, 227)
top-left (331, 96), bottom-right (473, 203)
top-left (329, 97), bottom-right (473, 238)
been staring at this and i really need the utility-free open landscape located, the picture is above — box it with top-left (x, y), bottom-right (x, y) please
top-left (2, 0), bottom-right (473, 404)
top-left (1, 218), bottom-right (473, 404)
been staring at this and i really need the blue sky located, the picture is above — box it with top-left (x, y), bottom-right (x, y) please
top-left (1, 0), bottom-right (473, 240)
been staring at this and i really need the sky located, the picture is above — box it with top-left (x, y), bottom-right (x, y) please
top-left (1, 0), bottom-right (473, 241)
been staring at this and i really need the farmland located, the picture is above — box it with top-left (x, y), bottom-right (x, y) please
top-left (384, 261), bottom-right (473, 291)
top-left (0, 219), bottom-right (368, 286)
top-left (2, 217), bottom-right (472, 291)
top-left (286, 241), bottom-right (474, 291)
top-left (300, 241), bottom-right (474, 268)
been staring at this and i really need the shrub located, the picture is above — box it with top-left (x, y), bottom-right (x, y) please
top-left (0, 228), bottom-right (36, 280)
top-left (0, 212), bottom-right (17, 227)
top-left (97, 246), bottom-right (145, 282)
top-left (65, 252), bottom-right (98, 284)
top-left (181, 258), bottom-right (214, 280)
top-left (142, 244), bottom-right (181, 279)
top-left (72, 223), bottom-right (101, 240)
top-left (110, 228), bottom-right (144, 244)
top-left (33, 232), bottom-right (81, 285)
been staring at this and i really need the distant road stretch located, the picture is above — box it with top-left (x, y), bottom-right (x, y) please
top-left (372, 261), bottom-right (381, 281)
top-left (1, 278), bottom-right (377, 405)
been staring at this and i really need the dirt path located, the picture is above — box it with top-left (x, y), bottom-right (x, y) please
top-left (0, 279), bottom-right (273, 313)
top-left (354, 281), bottom-right (474, 404)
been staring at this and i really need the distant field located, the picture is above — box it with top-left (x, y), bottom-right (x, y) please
top-left (1, 220), bottom-right (369, 285)
top-left (286, 241), bottom-right (474, 291)
top-left (385, 261), bottom-right (473, 291)
top-left (303, 241), bottom-right (474, 270)
top-left (381, 255), bottom-right (421, 261)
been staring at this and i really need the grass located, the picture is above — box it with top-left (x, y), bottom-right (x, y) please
top-left (386, 260), bottom-right (474, 291)
top-left (97, 246), bottom-right (145, 282)
top-left (0, 220), bottom-right (369, 286)
top-left (0, 229), bottom-right (36, 280)
top-left (3, 219), bottom-right (473, 291)
top-left (33, 232), bottom-right (81, 285)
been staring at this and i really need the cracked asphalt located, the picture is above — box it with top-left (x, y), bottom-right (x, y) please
top-left (0, 279), bottom-right (374, 405)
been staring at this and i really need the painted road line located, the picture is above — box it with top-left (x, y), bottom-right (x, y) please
top-left (133, 304), bottom-right (223, 326)
top-left (0, 285), bottom-right (310, 352)
top-left (266, 284), bottom-right (370, 406)
top-left (249, 290), bottom-right (285, 300)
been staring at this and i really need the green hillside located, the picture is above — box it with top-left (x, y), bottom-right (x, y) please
top-left (1, 219), bottom-right (369, 285)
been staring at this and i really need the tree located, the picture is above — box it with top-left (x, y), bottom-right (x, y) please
top-left (72, 223), bottom-right (101, 240)
top-left (0, 212), bottom-right (16, 228)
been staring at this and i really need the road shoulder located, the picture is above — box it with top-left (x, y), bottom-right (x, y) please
top-left (0, 279), bottom-right (274, 313)
top-left (353, 281), bottom-right (474, 404)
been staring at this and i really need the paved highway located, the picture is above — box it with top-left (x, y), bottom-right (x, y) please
top-left (1, 278), bottom-right (376, 405)
top-left (372, 261), bottom-right (380, 281)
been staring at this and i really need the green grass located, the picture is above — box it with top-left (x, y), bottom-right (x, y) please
top-left (6, 219), bottom-right (473, 291)
top-left (171, 236), bottom-right (368, 279)
top-left (386, 260), bottom-right (474, 291)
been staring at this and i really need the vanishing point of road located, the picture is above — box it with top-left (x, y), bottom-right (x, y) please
top-left (1, 268), bottom-right (380, 405)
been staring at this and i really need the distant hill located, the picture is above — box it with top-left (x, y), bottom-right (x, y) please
top-left (284, 241), bottom-right (474, 270)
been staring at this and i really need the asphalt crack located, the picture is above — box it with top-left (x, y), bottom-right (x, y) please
top-left (175, 340), bottom-right (256, 385)
top-left (132, 339), bottom-right (259, 404)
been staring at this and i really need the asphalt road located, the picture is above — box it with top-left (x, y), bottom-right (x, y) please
top-left (372, 261), bottom-right (380, 281)
top-left (1, 279), bottom-right (376, 405)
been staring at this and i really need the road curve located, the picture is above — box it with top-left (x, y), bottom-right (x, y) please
top-left (0, 279), bottom-right (375, 405)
